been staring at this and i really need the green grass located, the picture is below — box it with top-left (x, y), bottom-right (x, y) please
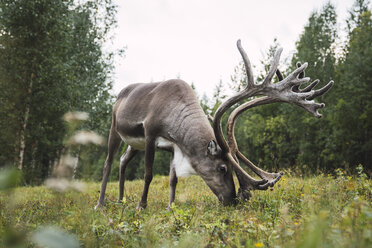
top-left (1, 171), bottom-right (371, 248)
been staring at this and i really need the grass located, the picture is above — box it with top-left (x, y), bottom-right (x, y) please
top-left (1, 170), bottom-right (371, 248)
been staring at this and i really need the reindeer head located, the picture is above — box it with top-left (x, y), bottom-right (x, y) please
top-left (195, 140), bottom-right (237, 205)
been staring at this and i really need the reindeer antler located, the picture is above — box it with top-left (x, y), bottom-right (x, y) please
top-left (212, 40), bottom-right (334, 197)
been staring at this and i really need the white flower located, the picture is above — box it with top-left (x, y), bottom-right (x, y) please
top-left (63, 112), bottom-right (89, 122)
top-left (45, 178), bottom-right (86, 192)
top-left (69, 130), bottom-right (104, 145)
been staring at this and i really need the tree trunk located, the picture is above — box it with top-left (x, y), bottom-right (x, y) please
top-left (73, 146), bottom-right (81, 179)
top-left (18, 72), bottom-right (34, 170)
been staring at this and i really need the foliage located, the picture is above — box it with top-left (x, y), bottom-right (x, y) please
top-left (0, 0), bottom-right (371, 187)
top-left (0, 0), bottom-right (117, 183)
top-left (328, 0), bottom-right (372, 170)
top-left (221, 1), bottom-right (371, 174)
top-left (283, 1), bottom-right (337, 171)
top-left (0, 171), bottom-right (371, 247)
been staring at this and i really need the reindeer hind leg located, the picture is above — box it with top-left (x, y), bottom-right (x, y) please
top-left (95, 125), bottom-right (122, 210)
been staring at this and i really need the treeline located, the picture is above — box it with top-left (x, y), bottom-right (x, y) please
top-left (101, 0), bottom-right (372, 181)
top-left (0, 0), bottom-right (117, 184)
top-left (117, 0), bottom-right (372, 180)
top-left (219, 0), bottom-right (372, 175)
top-left (0, 0), bottom-right (371, 185)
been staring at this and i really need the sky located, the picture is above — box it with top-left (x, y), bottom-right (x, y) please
top-left (111, 0), bottom-right (356, 98)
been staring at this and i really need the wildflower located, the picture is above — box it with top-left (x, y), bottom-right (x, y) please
top-left (45, 178), bottom-right (86, 192)
top-left (254, 242), bottom-right (264, 247)
top-left (301, 193), bottom-right (304, 197)
top-left (45, 178), bottom-right (69, 192)
top-left (63, 111), bottom-right (89, 122)
top-left (294, 222), bottom-right (299, 225)
top-left (68, 130), bottom-right (105, 145)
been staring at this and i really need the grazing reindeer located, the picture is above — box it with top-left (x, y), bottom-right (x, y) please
top-left (95, 40), bottom-right (333, 210)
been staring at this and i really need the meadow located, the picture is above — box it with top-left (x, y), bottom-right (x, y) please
top-left (1, 168), bottom-right (371, 248)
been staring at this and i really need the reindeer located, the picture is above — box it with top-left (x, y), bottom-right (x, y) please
top-left (95, 40), bottom-right (333, 210)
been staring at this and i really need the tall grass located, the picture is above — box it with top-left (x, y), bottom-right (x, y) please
top-left (1, 167), bottom-right (371, 247)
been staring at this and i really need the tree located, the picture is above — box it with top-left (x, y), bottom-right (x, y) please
top-left (210, 80), bottom-right (227, 115)
top-left (226, 3), bottom-right (338, 173)
top-left (283, 2), bottom-right (337, 171)
top-left (0, 0), bottom-right (118, 183)
top-left (330, 0), bottom-right (372, 171)
top-left (228, 39), bottom-right (297, 171)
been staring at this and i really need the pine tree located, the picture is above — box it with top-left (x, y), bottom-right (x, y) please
top-left (284, 2), bottom-right (337, 170)
top-left (330, 0), bottom-right (372, 170)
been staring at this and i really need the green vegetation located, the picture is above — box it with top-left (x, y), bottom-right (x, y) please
top-left (226, 0), bottom-right (372, 175)
top-left (1, 168), bottom-right (371, 247)
top-left (1, 0), bottom-right (371, 183)
top-left (0, 0), bottom-right (372, 246)
top-left (0, 0), bottom-right (117, 184)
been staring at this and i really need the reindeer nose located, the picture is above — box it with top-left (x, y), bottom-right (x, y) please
top-left (218, 194), bottom-right (224, 202)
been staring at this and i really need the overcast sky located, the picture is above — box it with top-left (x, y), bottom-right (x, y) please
top-left (111, 0), bottom-right (357, 98)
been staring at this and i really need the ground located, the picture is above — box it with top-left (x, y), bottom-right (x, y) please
top-left (0, 170), bottom-right (371, 247)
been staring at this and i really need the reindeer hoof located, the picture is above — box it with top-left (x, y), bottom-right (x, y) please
top-left (136, 203), bottom-right (147, 211)
top-left (94, 203), bottom-right (104, 210)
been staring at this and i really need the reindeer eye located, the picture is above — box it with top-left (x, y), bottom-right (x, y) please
top-left (218, 164), bottom-right (227, 174)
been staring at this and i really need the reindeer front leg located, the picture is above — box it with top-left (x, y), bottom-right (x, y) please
top-left (167, 163), bottom-right (178, 211)
top-left (137, 136), bottom-right (156, 210)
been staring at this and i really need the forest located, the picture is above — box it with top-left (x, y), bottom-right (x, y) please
top-left (1, 0), bottom-right (370, 184)
top-left (0, 0), bottom-right (371, 247)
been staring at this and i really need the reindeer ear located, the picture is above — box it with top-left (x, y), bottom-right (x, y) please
top-left (207, 140), bottom-right (218, 156)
